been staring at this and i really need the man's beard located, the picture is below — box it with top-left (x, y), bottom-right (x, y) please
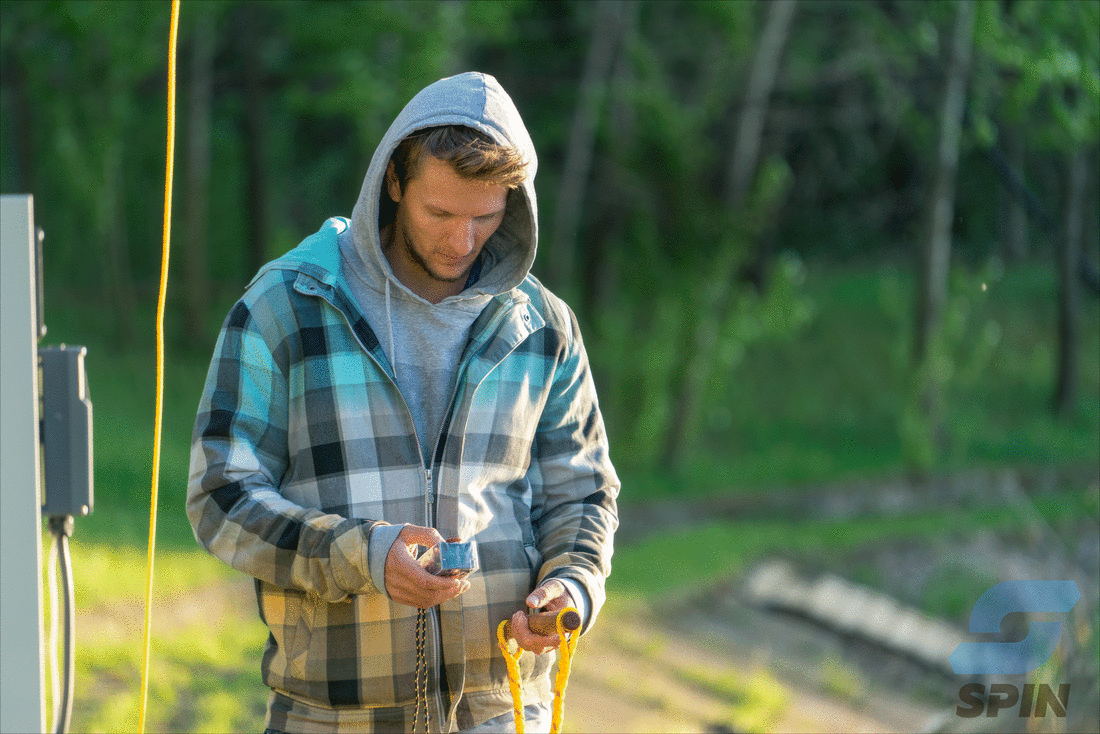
top-left (399, 222), bottom-right (466, 284)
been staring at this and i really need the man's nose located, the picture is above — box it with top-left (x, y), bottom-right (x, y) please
top-left (449, 219), bottom-right (475, 255)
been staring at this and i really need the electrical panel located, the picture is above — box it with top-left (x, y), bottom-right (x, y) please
top-left (39, 345), bottom-right (93, 518)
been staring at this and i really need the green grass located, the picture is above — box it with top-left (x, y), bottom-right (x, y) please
top-left (606, 484), bottom-right (1099, 609)
top-left (610, 261), bottom-right (1100, 499)
top-left (69, 609), bottom-right (268, 734)
top-left (40, 541), bottom-right (266, 733)
top-left (675, 665), bottom-right (789, 734)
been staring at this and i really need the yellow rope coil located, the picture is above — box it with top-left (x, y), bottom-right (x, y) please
top-left (496, 607), bottom-right (580, 734)
top-left (138, 1), bottom-right (179, 731)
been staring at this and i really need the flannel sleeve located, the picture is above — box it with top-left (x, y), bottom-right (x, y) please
top-left (529, 304), bottom-right (620, 632)
top-left (186, 297), bottom-right (386, 602)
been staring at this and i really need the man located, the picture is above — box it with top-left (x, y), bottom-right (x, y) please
top-left (187, 72), bottom-right (619, 733)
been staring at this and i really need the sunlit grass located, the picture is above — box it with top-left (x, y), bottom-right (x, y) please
top-left (676, 665), bottom-right (789, 734)
top-left (39, 538), bottom-right (267, 733)
top-left (63, 545), bottom-right (266, 733)
top-left (71, 614), bottom-right (268, 734)
top-left (614, 262), bottom-right (1100, 498)
top-left (607, 487), bottom-right (1099, 607)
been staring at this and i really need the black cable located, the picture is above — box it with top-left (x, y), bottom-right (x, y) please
top-left (47, 516), bottom-right (75, 734)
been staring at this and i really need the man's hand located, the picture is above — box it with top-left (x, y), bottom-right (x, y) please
top-left (385, 525), bottom-right (470, 608)
top-left (509, 579), bottom-right (575, 654)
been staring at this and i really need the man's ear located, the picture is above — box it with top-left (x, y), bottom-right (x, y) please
top-left (385, 161), bottom-right (402, 203)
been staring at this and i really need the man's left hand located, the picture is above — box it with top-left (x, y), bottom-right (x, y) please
top-left (509, 579), bottom-right (575, 654)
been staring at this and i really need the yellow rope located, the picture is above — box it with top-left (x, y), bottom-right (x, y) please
top-left (496, 619), bottom-right (527, 734)
top-left (550, 610), bottom-right (580, 734)
top-left (496, 607), bottom-right (580, 734)
top-left (137, 1), bottom-right (179, 730)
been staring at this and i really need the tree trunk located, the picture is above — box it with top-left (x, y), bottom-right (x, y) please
top-left (999, 125), bottom-right (1028, 262)
top-left (661, 0), bottom-right (798, 471)
top-left (583, 2), bottom-right (640, 322)
top-left (912, 0), bottom-right (975, 430)
top-left (1054, 152), bottom-right (1087, 416)
top-left (547, 0), bottom-right (626, 296)
top-left (182, 9), bottom-right (215, 349)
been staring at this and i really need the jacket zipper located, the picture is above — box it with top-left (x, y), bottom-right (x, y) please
top-left (307, 283), bottom-right (530, 726)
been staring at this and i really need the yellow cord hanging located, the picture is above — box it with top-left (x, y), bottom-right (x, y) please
top-left (550, 610), bottom-right (580, 734)
top-left (496, 607), bottom-right (581, 734)
top-left (496, 621), bottom-right (526, 733)
top-left (137, 0), bottom-right (180, 730)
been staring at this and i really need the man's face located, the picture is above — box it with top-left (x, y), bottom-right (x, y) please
top-left (385, 155), bottom-right (508, 302)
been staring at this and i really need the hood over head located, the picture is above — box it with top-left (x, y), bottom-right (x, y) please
top-left (349, 72), bottom-right (538, 304)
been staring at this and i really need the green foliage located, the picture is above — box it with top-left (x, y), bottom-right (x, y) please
top-left (972, 0), bottom-right (1100, 148)
top-left (6, 5), bottom-right (1096, 729)
top-left (613, 262), bottom-right (1097, 496)
top-left (899, 258), bottom-right (1006, 470)
top-left (3, 0), bottom-right (1097, 496)
top-left (920, 563), bottom-right (1000, 621)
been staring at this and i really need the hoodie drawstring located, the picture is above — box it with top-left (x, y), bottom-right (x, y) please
top-left (385, 277), bottom-right (397, 381)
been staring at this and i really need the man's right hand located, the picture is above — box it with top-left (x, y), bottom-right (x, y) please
top-left (384, 524), bottom-right (471, 608)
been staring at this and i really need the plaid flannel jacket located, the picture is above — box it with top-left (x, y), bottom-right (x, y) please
top-left (187, 221), bottom-right (619, 729)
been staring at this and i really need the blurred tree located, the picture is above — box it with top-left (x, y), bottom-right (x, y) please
top-left (996, 124), bottom-right (1029, 262)
top-left (969, 0), bottom-right (1100, 416)
top-left (576, 0), bottom-right (761, 466)
top-left (181, 4), bottom-right (216, 348)
top-left (234, 2), bottom-right (272, 283)
top-left (1058, 152), bottom-right (1089, 415)
top-left (546, 0), bottom-right (627, 296)
top-left (0, 1), bottom-right (170, 343)
top-left (911, 0), bottom-right (975, 461)
top-left (1, 0), bottom-right (1095, 474)
top-left (662, 0), bottom-right (799, 471)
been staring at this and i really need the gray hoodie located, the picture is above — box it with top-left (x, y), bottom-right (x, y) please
top-left (343, 72), bottom-right (539, 467)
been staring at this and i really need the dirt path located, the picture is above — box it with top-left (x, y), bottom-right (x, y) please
top-left (75, 574), bottom-right (939, 734)
top-left (76, 462), bottom-right (1098, 734)
top-left (562, 600), bottom-right (951, 734)
top-left (77, 573), bottom-right (954, 734)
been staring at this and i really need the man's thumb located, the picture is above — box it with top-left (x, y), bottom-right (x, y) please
top-left (526, 581), bottom-right (559, 609)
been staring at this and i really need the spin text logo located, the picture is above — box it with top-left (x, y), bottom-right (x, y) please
top-left (950, 581), bottom-right (1080, 719)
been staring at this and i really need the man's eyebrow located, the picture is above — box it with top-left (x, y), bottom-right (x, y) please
top-left (426, 203), bottom-right (506, 217)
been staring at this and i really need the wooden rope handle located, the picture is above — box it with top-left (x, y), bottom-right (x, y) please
top-left (502, 609), bottom-right (581, 640)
